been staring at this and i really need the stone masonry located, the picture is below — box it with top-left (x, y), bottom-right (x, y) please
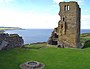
top-left (0, 33), bottom-right (24, 50)
top-left (48, 1), bottom-right (81, 48)
top-left (48, 27), bottom-right (58, 45)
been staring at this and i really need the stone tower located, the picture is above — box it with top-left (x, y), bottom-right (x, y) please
top-left (58, 1), bottom-right (81, 48)
top-left (48, 1), bottom-right (81, 48)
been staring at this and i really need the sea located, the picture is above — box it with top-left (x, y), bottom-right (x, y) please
top-left (5, 29), bottom-right (90, 44)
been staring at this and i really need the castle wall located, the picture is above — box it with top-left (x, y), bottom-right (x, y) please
top-left (48, 1), bottom-right (81, 48)
top-left (58, 1), bottom-right (81, 48)
top-left (0, 33), bottom-right (24, 50)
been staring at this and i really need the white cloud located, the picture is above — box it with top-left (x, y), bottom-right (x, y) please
top-left (0, 8), bottom-right (90, 29)
top-left (68, 0), bottom-right (84, 5)
top-left (0, 8), bottom-right (59, 29)
top-left (81, 15), bottom-right (90, 20)
top-left (5, 0), bottom-right (14, 2)
top-left (52, 0), bottom-right (63, 9)
top-left (53, 0), bottom-right (63, 4)
top-left (81, 14), bottom-right (90, 29)
top-left (53, 0), bottom-right (84, 5)
top-left (0, 0), bottom-right (14, 3)
top-left (53, 0), bottom-right (85, 6)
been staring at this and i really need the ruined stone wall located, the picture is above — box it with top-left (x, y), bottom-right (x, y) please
top-left (48, 1), bottom-right (81, 48)
top-left (58, 1), bottom-right (81, 48)
top-left (48, 28), bottom-right (58, 45)
top-left (0, 33), bottom-right (24, 50)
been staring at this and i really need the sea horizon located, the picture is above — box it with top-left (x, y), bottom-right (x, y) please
top-left (5, 29), bottom-right (90, 44)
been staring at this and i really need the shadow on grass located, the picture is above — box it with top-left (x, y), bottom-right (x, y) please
top-left (83, 40), bottom-right (90, 48)
top-left (22, 46), bottom-right (43, 50)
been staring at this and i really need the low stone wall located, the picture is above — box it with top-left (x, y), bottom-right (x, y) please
top-left (20, 61), bottom-right (45, 69)
top-left (0, 33), bottom-right (24, 50)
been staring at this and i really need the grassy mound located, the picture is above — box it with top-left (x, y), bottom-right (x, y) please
top-left (0, 33), bottom-right (90, 69)
top-left (80, 33), bottom-right (90, 47)
top-left (80, 33), bottom-right (90, 42)
top-left (84, 41), bottom-right (90, 48)
top-left (0, 44), bottom-right (90, 69)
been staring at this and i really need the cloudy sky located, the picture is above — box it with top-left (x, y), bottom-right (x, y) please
top-left (0, 0), bottom-right (89, 29)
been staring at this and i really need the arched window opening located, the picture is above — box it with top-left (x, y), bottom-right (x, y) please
top-left (67, 5), bottom-right (70, 10)
top-left (63, 17), bottom-right (65, 21)
top-left (64, 5), bottom-right (70, 11)
top-left (64, 5), bottom-right (67, 11)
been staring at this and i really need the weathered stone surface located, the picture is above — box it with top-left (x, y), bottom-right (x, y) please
top-left (48, 28), bottom-right (58, 45)
top-left (0, 33), bottom-right (24, 50)
top-left (48, 1), bottom-right (81, 48)
top-left (20, 61), bottom-right (45, 69)
top-left (0, 40), bottom-right (8, 50)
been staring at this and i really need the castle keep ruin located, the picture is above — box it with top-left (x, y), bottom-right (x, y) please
top-left (48, 1), bottom-right (81, 48)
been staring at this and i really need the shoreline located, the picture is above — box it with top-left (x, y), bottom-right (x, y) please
top-left (24, 42), bottom-right (47, 45)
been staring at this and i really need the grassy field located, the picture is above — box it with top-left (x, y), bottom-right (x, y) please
top-left (80, 33), bottom-right (90, 48)
top-left (81, 33), bottom-right (90, 42)
top-left (1, 43), bottom-right (90, 69)
top-left (0, 33), bottom-right (90, 69)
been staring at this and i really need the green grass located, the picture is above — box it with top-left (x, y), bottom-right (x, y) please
top-left (80, 33), bottom-right (90, 37)
top-left (84, 41), bottom-right (90, 48)
top-left (1, 44), bottom-right (90, 69)
top-left (0, 28), bottom-right (14, 30)
top-left (80, 33), bottom-right (90, 43)
top-left (0, 27), bottom-right (21, 31)
top-left (80, 33), bottom-right (90, 48)
top-left (0, 33), bottom-right (90, 69)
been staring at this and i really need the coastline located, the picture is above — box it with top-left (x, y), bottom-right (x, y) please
top-left (24, 42), bottom-right (47, 45)
top-left (0, 27), bottom-right (23, 31)
top-left (2, 29), bottom-right (90, 45)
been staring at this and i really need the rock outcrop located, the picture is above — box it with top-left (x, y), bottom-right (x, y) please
top-left (48, 28), bottom-right (58, 45)
top-left (0, 33), bottom-right (24, 50)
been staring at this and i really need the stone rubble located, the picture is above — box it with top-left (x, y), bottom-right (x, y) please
top-left (0, 33), bottom-right (24, 50)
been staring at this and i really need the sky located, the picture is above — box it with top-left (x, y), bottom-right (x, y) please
top-left (0, 0), bottom-right (90, 29)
